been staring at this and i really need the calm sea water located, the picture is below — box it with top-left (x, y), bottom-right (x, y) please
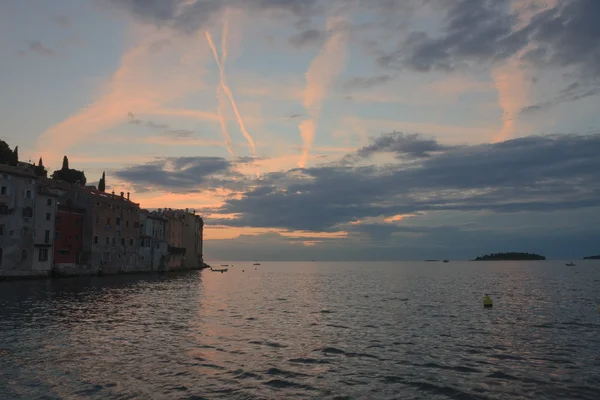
top-left (1, 261), bottom-right (599, 399)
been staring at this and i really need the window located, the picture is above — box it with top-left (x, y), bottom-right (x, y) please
top-left (46, 213), bottom-right (51, 221)
top-left (0, 186), bottom-right (7, 195)
top-left (118, 254), bottom-right (121, 259)
top-left (25, 190), bottom-right (32, 199)
top-left (96, 201), bottom-right (100, 207)
top-left (20, 249), bottom-right (28, 262)
top-left (76, 252), bottom-right (81, 264)
top-left (94, 235), bottom-right (98, 244)
top-left (105, 237), bottom-right (110, 245)
top-left (23, 207), bottom-right (33, 218)
top-left (116, 217), bottom-right (121, 226)
top-left (59, 249), bottom-right (70, 255)
top-left (29, 179), bottom-right (34, 185)
top-left (126, 221), bottom-right (129, 228)
top-left (0, 247), bottom-right (3, 265)
top-left (112, 237), bottom-right (115, 245)
top-left (39, 248), bottom-right (49, 262)
top-left (106, 217), bottom-right (111, 225)
top-left (121, 238), bottom-right (125, 246)
top-left (0, 225), bottom-right (3, 236)
top-left (55, 216), bottom-right (61, 224)
top-left (96, 215), bottom-right (99, 224)
top-left (44, 230), bottom-right (50, 243)
top-left (1, 173), bottom-right (7, 179)
top-left (130, 238), bottom-right (134, 246)
top-left (47, 198), bottom-right (52, 206)
top-left (22, 227), bottom-right (30, 238)
top-left (75, 234), bottom-right (79, 241)
top-left (0, 204), bottom-right (8, 214)
top-left (55, 231), bottom-right (59, 240)
top-left (9, 230), bottom-right (14, 237)
top-left (134, 222), bottom-right (139, 228)
top-left (156, 243), bottom-right (159, 249)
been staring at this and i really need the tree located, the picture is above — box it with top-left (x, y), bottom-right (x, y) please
top-left (51, 155), bottom-right (86, 185)
top-left (98, 171), bottom-right (106, 192)
top-left (0, 140), bottom-right (18, 166)
top-left (34, 157), bottom-right (48, 178)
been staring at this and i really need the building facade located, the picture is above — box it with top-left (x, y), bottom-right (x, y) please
top-left (33, 187), bottom-right (59, 272)
top-left (0, 165), bottom-right (43, 277)
top-left (139, 211), bottom-right (169, 271)
top-left (181, 211), bottom-right (204, 269)
top-left (53, 204), bottom-right (85, 268)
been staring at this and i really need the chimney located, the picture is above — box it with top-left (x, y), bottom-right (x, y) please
top-left (111, 190), bottom-right (115, 196)
top-left (127, 192), bottom-right (130, 200)
top-left (120, 191), bottom-right (124, 199)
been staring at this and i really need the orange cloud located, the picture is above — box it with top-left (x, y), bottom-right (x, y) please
top-left (205, 26), bottom-right (257, 156)
top-left (36, 28), bottom-right (212, 165)
top-left (298, 15), bottom-right (350, 168)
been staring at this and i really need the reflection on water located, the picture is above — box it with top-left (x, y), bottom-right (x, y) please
top-left (1, 261), bottom-right (600, 399)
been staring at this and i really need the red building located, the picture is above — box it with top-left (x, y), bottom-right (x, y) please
top-left (53, 205), bottom-right (85, 265)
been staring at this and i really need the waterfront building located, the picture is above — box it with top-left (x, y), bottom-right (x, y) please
top-left (139, 210), bottom-right (168, 271)
top-left (53, 204), bottom-right (85, 269)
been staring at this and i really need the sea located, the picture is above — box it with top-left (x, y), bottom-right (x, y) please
top-left (1, 261), bottom-right (599, 399)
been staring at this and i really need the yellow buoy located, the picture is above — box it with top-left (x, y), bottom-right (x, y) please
top-left (483, 294), bottom-right (493, 308)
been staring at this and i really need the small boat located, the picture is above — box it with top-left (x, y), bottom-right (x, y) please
top-left (220, 264), bottom-right (229, 267)
top-left (211, 268), bottom-right (228, 273)
top-left (566, 262), bottom-right (575, 266)
top-left (443, 260), bottom-right (449, 263)
top-left (253, 262), bottom-right (261, 266)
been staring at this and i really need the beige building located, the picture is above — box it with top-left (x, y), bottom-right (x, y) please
top-left (0, 164), bottom-right (57, 278)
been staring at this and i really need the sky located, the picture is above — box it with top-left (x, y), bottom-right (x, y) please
top-left (1, 0), bottom-right (599, 261)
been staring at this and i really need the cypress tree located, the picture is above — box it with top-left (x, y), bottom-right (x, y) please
top-left (98, 171), bottom-right (106, 192)
top-left (62, 155), bottom-right (69, 170)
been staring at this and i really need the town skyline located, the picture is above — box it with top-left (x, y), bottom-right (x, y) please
top-left (2, 0), bottom-right (599, 260)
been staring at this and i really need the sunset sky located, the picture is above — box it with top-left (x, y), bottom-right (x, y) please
top-left (2, 0), bottom-right (599, 260)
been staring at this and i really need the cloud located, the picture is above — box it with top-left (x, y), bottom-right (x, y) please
top-left (521, 81), bottom-right (600, 114)
top-left (106, 0), bottom-right (320, 32)
top-left (288, 28), bottom-right (327, 48)
top-left (27, 41), bottom-right (57, 57)
top-left (298, 14), bottom-right (350, 167)
top-left (343, 74), bottom-right (396, 90)
top-left (127, 112), bottom-right (195, 137)
top-left (377, 0), bottom-right (600, 82)
top-left (356, 131), bottom-right (454, 159)
top-left (36, 28), bottom-right (213, 166)
top-left (206, 23), bottom-right (257, 156)
top-left (114, 156), bottom-right (237, 192)
top-left (212, 133), bottom-right (600, 232)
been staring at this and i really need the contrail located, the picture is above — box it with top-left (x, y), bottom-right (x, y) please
top-left (298, 15), bottom-right (349, 168)
top-left (205, 29), bottom-right (257, 155)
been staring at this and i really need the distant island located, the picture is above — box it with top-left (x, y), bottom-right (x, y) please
top-left (473, 252), bottom-right (546, 261)
top-left (582, 255), bottom-right (600, 260)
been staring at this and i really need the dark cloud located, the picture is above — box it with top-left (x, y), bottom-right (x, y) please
top-left (288, 28), bottom-right (327, 48)
top-left (377, 0), bottom-right (600, 83)
top-left (343, 74), bottom-right (396, 90)
top-left (212, 133), bottom-right (600, 232)
top-left (127, 112), bottom-right (195, 137)
top-left (356, 131), bottom-right (453, 159)
top-left (106, 0), bottom-right (320, 32)
top-left (27, 41), bottom-right (57, 57)
top-left (521, 81), bottom-right (600, 114)
top-left (115, 156), bottom-right (235, 191)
